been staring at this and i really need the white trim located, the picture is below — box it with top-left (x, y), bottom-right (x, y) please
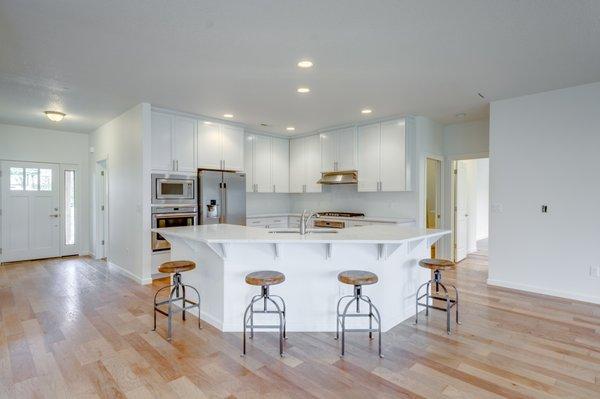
top-left (487, 278), bottom-right (600, 305)
top-left (108, 261), bottom-right (152, 285)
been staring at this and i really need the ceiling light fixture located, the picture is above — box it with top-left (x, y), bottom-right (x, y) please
top-left (223, 113), bottom-right (234, 118)
top-left (286, 126), bottom-right (295, 131)
top-left (455, 112), bottom-right (467, 118)
top-left (204, 121), bottom-right (213, 125)
top-left (297, 60), bottom-right (313, 68)
top-left (297, 87), bottom-right (310, 93)
top-left (361, 108), bottom-right (372, 114)
top-left (44, 110), bottom-right (66, 122)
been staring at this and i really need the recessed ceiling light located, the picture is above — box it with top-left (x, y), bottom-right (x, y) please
top-left (297, 87), bottom-right (310, 93)
top-left (44, 110), bottom-right (65, 122)
top-left (361, 109), bottom-right (372, 114)
top-left (455, 112), bottom-right (467, 118)
top-left (203, 121), bottom-right (213, 125)
top-left (297, 60), bottom-right (313, 68)
top-left (223, 113), bottom-right (234, 118)
top-left (286, 126), bottom-right (295, 131)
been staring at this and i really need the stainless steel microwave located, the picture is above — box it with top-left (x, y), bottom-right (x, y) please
top-left (151, 173), bottom-right (196, 204)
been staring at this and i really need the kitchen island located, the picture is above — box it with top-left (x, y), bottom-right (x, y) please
top-left (153, 224), bottom-right (450, 332)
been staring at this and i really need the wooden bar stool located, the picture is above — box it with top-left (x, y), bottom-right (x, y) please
top-left (153, 260), bottom-right (201, 341)
top-left (242, 270), bottom-right (287, 357)
top-left (415, 258), bottom-right (460, 334)
top-left (335, 270), bottom-right (383, 358)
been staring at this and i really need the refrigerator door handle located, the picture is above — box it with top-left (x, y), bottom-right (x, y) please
top-left (220, 181), bottom-right (227, 223)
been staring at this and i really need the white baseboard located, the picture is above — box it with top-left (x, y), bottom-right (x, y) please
top-left (108, 261), bottom-right (150, 285)
top-left (487, 278), bottom-right (600, 305)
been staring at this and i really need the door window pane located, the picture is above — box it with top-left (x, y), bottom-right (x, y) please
top-left (65, 170), bottom-right (75, 246)
top-left (10, 167), bottom-right (24, 190)
top-left (40, 168), bottom-right (52, 191)
top-left (25, 168), bottom-right (39, 191)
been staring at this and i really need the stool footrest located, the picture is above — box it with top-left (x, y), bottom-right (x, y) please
top-left (244, 324), bottom-right (283, 329)
top-left (342, 328), bottom-right (379, 333)
top-left (417, 302), bottom-right (457, 311)
top-left (337, 313), bottom-right (373, 318)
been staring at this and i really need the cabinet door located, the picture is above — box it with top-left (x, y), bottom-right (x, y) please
top-left (304, 135), bottom-right (322, 193)
top-left (244, 134), bottom-right (254, 192)
top-left (357, 123), bottom-right (380, 192)
top-left (289, 138), bottom-right (305, 193)
top-left (172, 116), bottom-right (196, 172)
top-left (320, 131), bottom-right (337, 172)
top-left (151, 112), bottom-right (174, 171)
top-left (197, 122), bottom-right (222, 170)
top-left (271, 137), bottom-right (289, 193)
top-left (221, 124), bottom-right (244, 171)
top-left (252, 135), bottom-right (271, 192)
top-left (380, 120), bottom-right (406, 191)
top-left (336, 127), bottom-right (357, 171)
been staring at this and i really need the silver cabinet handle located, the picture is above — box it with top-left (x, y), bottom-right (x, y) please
top-left (49, 214), bottom-right (60, 218)
top-left (273, 184), bottom-right (276, 193)
top-left (176, 160), bottom-right (179, 171)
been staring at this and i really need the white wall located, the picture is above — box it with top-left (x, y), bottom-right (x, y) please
top-left (0, 123), bottom-right (90, 256)
top-left (443, 119), bottom-right (489, 158)
top-left (475, 158), bottom-right (489, 241)
top-left (489, 81), bottom-right (600, 304)
top-left (90, 103), bottom-right (150, 284)
top-left (247, 193), bottom-right (291, 215)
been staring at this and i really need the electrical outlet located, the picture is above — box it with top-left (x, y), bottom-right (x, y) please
top-left (590, 266), bottom-right (600, 278)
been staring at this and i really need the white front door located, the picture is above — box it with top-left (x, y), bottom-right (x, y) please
top-left (454, 161), bottom-right (469, 262)
top-left (2, 161), bottom-right (60, 262)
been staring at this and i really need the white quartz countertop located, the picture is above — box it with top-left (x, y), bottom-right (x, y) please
top-left (247, 213), bottom-right (415, 224)
top-left (153, 224), bottom-right (449, 244)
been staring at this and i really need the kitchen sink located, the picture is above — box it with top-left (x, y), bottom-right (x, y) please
top-left (268, 229), bottom-right (299, 234)
top-left (268, 229), bottom-right (338, 234)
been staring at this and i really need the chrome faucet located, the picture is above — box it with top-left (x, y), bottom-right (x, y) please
top-left (300, 210), bottom-right (320, 235)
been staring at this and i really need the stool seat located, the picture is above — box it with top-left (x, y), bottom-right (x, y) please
top-left (245, 270), bottom-right (285, 286)
top-left (338, 270), bottom-right (378, 286)
top-left (159, 260), bottom-right (196, 274)
top-left (418, 258), bottom-right (455, 271)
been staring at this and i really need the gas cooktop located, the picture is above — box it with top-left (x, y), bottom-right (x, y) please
top-left (318, 212), bottom-right (365, 218)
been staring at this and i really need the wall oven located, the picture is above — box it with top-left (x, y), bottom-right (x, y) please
top-left (151, 206), bottom-right (197, 252)
top-left (151, 173), bottom-right (196, 204)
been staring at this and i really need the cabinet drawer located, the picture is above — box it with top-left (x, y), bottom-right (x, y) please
top-left (247, 218), bottom-right (267, 227)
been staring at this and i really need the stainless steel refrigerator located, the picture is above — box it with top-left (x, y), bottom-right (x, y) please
top-left (198, 169), bottom-right (246, 225)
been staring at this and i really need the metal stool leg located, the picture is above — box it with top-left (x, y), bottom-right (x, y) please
top-left (449, 283), bottom-right (461, 325)
top-left (340, 296), bottom-right (358, 357)
top-left (335, 295), bottom-right (353, 340)
top-left (414, 280), bottom-right (429, 325)
top-left (270, 294), bottom-right (287, 339)
top-left (242, 289), bottom-right (285, 357)
top-left (437, 282), bottom-right (450, 334)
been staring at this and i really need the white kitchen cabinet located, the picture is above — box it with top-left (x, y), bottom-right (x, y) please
top-left (244, 134), bottom-right (254, 192)
top-left (320, 127), bottom-right (356, 172)
top-left (246, 216), bottom-right (288, 228)
top-left (271, 137), bottom-right (289, 193)
top-left (151, 111), bottom-right (196, 172)
top-left (197, 122), bottom-right (244, 171)
top-left (173, 116), bottom-right (196, 172)
top-left (289, 135), bottom-right (322, 193)
top-left (253, 134), bottom-right (271, 192)
top-left (357, 123), bottom-right (380, 192)
top-left (197, 122), bottom-right (222, 170)
top-left (221, 124), bottom-right (244, 171)
top-left (357, 119), bottom-right (410, 192)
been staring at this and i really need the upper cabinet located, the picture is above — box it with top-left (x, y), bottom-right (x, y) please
top-left (320, 127), bottom-right (357, 172)
top-left (289, 135), bottom-right (322, 193)
top-left (151, 111), bottom-right (196, 172)
top-left (357, 119), bottom-right (411, 192)
top-left (197, 122), bottom-right (244, 171)
top-left (245, 134), bottom-right (290, 193)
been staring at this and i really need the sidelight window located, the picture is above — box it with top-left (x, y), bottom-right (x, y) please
top-left (64, 170), bottom-right (76, 246)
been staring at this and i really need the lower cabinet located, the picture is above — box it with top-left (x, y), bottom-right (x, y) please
top-left (246, 216), bottom-right (288, 229)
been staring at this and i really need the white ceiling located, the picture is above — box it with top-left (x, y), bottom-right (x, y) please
top-left (1, 0), bottom-right (600, 135)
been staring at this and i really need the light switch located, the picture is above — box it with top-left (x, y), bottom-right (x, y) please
top-left (541, 205), bottom-right (548, 213)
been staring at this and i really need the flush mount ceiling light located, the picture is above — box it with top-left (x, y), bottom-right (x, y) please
top-left (455, 112), bottom-right (467, 118)
top-left (361, 108), bottom-right (372, 114)
top-left (297, 87), bottom-right (310, 93)
top-left (297, 60), bottom-right (313, 68)
top-left (286, 126), bottom-right (295, 131)
top-left (44, 110), bottom-right (65, 122)
top-left (203, 121), bottom-right (213, 125)
top-left (223, 113), bottom-right (234, 118)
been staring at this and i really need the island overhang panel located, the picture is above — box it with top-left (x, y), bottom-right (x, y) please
top-left (155, 224), bottom-right (450, 332)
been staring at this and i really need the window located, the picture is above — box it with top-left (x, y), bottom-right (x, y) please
top-left (65, 170), bottom-right (76, 246)
top-left (10, 167), bottom-right (24, 190)
top-left (9, 167), bottom-right (52, 191)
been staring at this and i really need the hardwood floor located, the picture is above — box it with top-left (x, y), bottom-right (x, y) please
top-left (1, 254), bottom-right (599, 398)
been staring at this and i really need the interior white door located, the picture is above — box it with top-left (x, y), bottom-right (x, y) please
top-left (221, 124), bottom-right (244, 171)
top-left (1, 161), bottom-right (60, 262)
top-left (271, 137), bottom-right (289, 193)
top-left (357, 123), bottom-right (380, 192)
top-left (252, 134), bottom-right (271, 192)
top-left (455, 161), bottom-right (469, 262)
top-left (197, 121), bottom-right (222, 170)
top-left (379, 120), bottom-right (406, 191)
top-left (151, 112), bottom-right (174, 171)
top-left (173, 116), bottom-right (196, 172)
top-left (289, 138), bottom-right (305, 193)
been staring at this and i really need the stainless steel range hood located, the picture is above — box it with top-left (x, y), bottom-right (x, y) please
top-left (317, 170), bottom-right (358, 185)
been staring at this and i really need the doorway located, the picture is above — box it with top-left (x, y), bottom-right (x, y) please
top-left (425, 157), bottom-right (442, 257)
top-left (95, 160), bottom-right (108, 260)
top-left (453, 158), bottom-right (489, 262)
